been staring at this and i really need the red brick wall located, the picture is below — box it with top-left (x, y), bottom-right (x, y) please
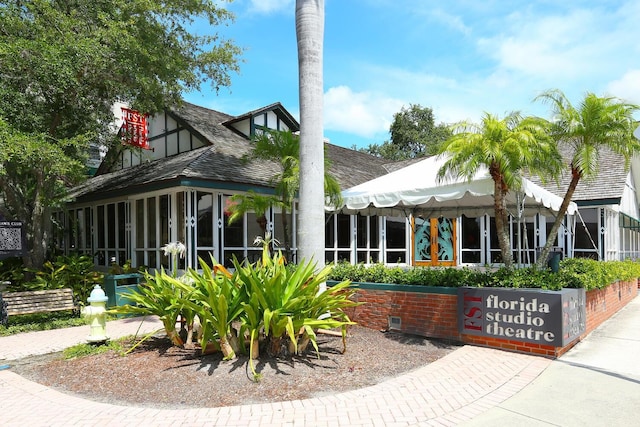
top-left (347, 279), bottom-right (638, 358)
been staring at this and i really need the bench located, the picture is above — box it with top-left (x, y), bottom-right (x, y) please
top-left (0, 288), bottom-right (79, 326)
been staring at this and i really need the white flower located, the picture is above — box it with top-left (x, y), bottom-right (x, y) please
top-left (253, 233), bottom-right (280, 247)
top-left (161, 241), bottom-right (187, 258)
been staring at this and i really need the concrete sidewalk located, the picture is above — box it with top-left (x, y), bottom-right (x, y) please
top-left (462, 294), bottom-right (640, 426)
top-left (0, 296), bottom-right (639, 426)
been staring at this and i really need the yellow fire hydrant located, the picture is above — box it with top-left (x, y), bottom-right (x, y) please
top-left (83, 284), bottom-right (109, 343)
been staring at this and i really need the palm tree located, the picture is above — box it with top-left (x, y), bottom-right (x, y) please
top-left (296, 0), bottom-right (325, 265)
top-left (251, 130), bottom-right (341, 262)
top-left (226, 191), bottom-right (281, 247)
top-left (534, 90), bottom-right (640, 267)
top-left (437, 112), bottom-right (561, 268)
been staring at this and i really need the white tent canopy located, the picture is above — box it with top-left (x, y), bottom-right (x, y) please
top-left (329, 156), bottom-right (577, 218)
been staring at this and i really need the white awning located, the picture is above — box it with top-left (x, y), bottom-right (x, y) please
top-left (329, 156), bottom-right (577, 218)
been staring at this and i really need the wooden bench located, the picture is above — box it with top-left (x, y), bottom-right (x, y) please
top-left (0, 288), bottom-right (79, 326)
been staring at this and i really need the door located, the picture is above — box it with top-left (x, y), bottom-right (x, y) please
top-left (413, 217), bottom-right (456, 266)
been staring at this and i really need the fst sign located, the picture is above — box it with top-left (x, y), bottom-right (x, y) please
top-left (458, 287), bottom-right (586, 347)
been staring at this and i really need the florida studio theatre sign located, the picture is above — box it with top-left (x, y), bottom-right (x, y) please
top-left (458, 287), bottom-right (586, 347)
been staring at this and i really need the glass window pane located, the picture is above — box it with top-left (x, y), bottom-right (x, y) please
top-left (197, 192), bottom-right (214, 247)
top-left (84, 207), bottom-right (92, 249)
top-left (325, 214), bottom-right (336, 247)
top-left (370, 216), bottom-right (379, 247)
top-left (136, 199), bottom-right (144, 248)
top-left (386, 217), bottom-right (406, 249)
top-left (107, 204), bottom-right (116, 247)
top-left (357, 215), bottom-right (367, 248)
top-left (97, 206), bottom-right (105, 248)
top-left (386, 251), bottom-right (406, 264)
top-left (160, 194), bottom-right (170, 246)
top-left (337, 215), bottom-right (350, 247)
top-left (247, 212), bottom-right (263, 243)
top-left (461, 215), bottom-right (481, 249)
top-left (147, 197), bottom-right (156, 247)
top-left (117, 202), bottom-right (126, 250)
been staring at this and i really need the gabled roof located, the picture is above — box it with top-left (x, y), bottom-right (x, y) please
top-left (222, 102), bottom-right (299, 132)
top-left (528, 145), bottom-right (631, 205)
top-left (326, 144), bottom-right (391, 189)
top-left (69, 102), bottom-right (390, 203)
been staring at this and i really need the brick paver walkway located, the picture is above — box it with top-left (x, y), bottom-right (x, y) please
top-left (0, 317), bottom-right (551, 427)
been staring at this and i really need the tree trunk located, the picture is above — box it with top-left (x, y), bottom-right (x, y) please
top-left (536, 168), bottom-right (581, 268)
top-left (493, 179), bottom-right (514, 269)
top-left (23, 169), bottom-right (51, 275)
top-left (296, 0), bottom-right (325, 266)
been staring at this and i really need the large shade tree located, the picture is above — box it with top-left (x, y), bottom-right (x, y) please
top-left (361, 104), bottom-right (451, 160)
top-left (534, 90), bottom-right (640, 267)
top-left (437, 112), bottom-right (561, 269)
top-left (0, 0), bottom-right (241, 270)
top-left (295, 0), bottom-right (325, 265)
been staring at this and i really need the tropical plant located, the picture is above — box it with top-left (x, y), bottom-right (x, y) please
top-left (296, 0), bottom-right (326, 265)
top-left (534, 90), bottom-right (640, 267)
top-left (176, 259), bottom-right (245, 359)
top-left (245, 129), bottom-right (343, 260)
top-left (437, 112), bottom-right (562, 268)
top-left (108, 268), bottom-right (188, 347)
top-left (230, 235), bottom-right (358, 380)
top-left (23, 253), bottom-right (103, 303)
top-left (225, 191), bottom-right (282, 246)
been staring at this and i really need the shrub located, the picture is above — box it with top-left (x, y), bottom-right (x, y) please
top-left (327, 259), bottom-right (640, 290)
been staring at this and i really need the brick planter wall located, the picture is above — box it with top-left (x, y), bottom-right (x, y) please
top-left (340, 278), bottom-right (638, 358)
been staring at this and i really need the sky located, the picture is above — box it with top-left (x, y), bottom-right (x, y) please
top-left (184, 0), bottom-right (640, 150)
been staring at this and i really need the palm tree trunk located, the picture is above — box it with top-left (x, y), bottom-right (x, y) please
top-left (296, 0), bottom-right (325, 265)
top-left (493, 179), bottom-right (514, 269)
top-left (536, 169), bottom-right (581, 268)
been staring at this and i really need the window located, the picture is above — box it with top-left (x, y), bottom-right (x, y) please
top-left (325, 214), bottom-right (353, 263)
top-left (461, 215), bottom-right (482, 264)
top-left (385, 216), bottom-right (408, 264)
top-left (356, 215), bottom-right (380, 263)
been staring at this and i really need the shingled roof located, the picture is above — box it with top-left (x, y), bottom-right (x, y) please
top-left (69, 102), bottom-right (394, 203)
top-left (527, 144), bottom-right (631, 205)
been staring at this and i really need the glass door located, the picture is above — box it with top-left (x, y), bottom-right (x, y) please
top-left (413, 217), bottom-right (456, 266)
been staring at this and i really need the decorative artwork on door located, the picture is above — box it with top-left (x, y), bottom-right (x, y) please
top-left (413, 217), bottom-right (456, 266)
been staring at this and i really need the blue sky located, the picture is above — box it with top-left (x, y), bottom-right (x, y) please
top-left (185, 0), bottom-right (640, 149)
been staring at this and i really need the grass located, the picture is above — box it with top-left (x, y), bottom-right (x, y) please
top-left (63, 338), bottom-right (127, 359)
top-left (0, 311), bottom-right (86, 336)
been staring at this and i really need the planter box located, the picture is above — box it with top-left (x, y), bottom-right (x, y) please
top-left (333, 278), bottom-right (637, 357)
top-left (103, 273), bottom-right (143, 308)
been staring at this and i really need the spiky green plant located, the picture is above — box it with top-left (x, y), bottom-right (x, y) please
top-left (108, 268), bottom-right (185, 347)
top-left (176, 258), bottom-right (245, 359)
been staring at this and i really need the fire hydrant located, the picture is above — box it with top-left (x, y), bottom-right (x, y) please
top-left (83, 284), bottom-right (109, 343)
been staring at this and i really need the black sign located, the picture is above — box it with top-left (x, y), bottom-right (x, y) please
top-left (0, 221), bottom-right (25, 259)
top-left (458, 287), bottom-right (586, 347)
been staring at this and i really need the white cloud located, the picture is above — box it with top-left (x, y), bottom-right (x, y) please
top-left (430, 8), bottom-right (471, 36)
top-left (607, 70), bottom-right (640, 104)
top-left (247, 0), bottom-right (293, 15)
top-left (324, 86), bottom-right (405, 138)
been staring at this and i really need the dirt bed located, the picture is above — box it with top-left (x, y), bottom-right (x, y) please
top-left (11, 326), bottom-right (460, 409)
